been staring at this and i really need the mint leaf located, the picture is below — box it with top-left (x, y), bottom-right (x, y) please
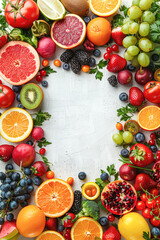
top-left (95, 178), bottom-right (108, 191)
top-left (89, 68), bottom-right (97, 74)
top-left (117, 103), bottom-right (138, 121)
top-left (41, 66), bottom-right (56, 76)
top-left (37, 137), bottom-right (52, 148)
top-left (95, 71), bottom-right (103, 80)
top-left (32, 110), bottom-right (51, 126)
top-left (98, 60), bottom-right (107, 69)
top-left (107, 164), bottom-right (116, 175)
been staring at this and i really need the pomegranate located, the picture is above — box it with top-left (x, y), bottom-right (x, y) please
top-left (101, 180), bottom-right (137, 215)
top-left (119, 163), bottom-right (137, 181)
top-left (152, 161), bottom-right (160, 187)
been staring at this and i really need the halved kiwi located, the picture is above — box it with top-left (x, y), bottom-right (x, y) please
top-left (20, 83), bottom-right (44, 109)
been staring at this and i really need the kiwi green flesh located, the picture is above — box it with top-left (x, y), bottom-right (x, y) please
top-left (20, 84), bottom-right (43, 109)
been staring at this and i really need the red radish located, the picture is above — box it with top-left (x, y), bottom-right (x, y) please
top-left (117, 70), bottom-right (132, 85)
top-left (129, 87), bottom-right (145, 106)
top-left (37, 36), bottom-right (56, 58)
top-left (134, 173), bottom-right (157, 191)
top-left (107, 54), bottom-right (127, 73)
top-left (32, 161), bottom-right (48, 176)
top-left (119, 163), bottom-right (137, 181)
top-left (135, 68), bottom-right (153, 85)
top-left (0, 144), bottom-right (14, 162)
top-left (46, 218), bottom-right (57, 231)
top-left (111, 27), bottom-right (126, 46)
top-left (12, 144), bottom-right (36, 167)
top-left (32, 127), bottom-right (44, 141)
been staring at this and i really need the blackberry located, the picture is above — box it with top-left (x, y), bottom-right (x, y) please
top-left (70, 57), bottom-right (81, 74)
top-left (60, 50), bottom-right (74, 63)
top-left (70, 190), bottom-right (82, 214)
top-left (107, 75), bottom-right (118, 87)
top-left (75, 50), bottom-right (91, 65)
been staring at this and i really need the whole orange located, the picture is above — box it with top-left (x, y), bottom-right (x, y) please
top-left (87, 18), bottom-right (111, 46)
top-left (16, 205), bottom-right (46, 238)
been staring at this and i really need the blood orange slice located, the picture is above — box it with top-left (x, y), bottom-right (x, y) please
top-left (0, 41), bottom-right (40, 85)
top-left (51, 14), bottom-right (86, 49)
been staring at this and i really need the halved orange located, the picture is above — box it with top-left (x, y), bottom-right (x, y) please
top-left (35, 179), bottom-right (74, 217)
top-left (82, 182), bottom-right (100, 200)
top-left (36, 231), bottom-right (65, 240)
top-left (71, 217), bottom-right (103, 240)
top-left (0, 108), bottom-right (33, 142)
top-left (89, 0), bottom-right (121, 17)
top-left (137, 106), bottom-right (160, 131)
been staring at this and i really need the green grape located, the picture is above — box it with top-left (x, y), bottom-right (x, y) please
top-left (123, 131), bottom-right (133, 144)
top-left (112, 134), bottom-right (123, 145)
top-left (131, 56), bottom-right (140, 67)
top-left (124, 51), bottom-right (134, 60)
top-left (129, 22), bottom-right (139, 34)
top-left (141, 11), bottom-right (155, 24)
top-left (121, 21), bottom-right (133, 34)
top-left (139, 22), bottom-right (150, 36)
top-left (138, 38), bottom-right (153, 52)
top-left (123, 17), bottom-right (131, 24)
top-left (138, 53), bottom-right (150, 67)
top-left (127, 46), bottom-right (140, 56)
top-left (122, 36), bottom-right (137, 48)
top-left (132, 0), bottom-right (140, 6)
top-left (128, 6), bottom-right (142, 20)
top-left (139, 0), bottom-right (152, 10)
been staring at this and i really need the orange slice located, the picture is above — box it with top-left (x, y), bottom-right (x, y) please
top-left (71, 217), bottom-right (103, 240)
top-left (89, 0), bottom-right (121, 17)
top-left (137, 106), bottom-right (160, 131)
top-left (36, 231), bottom-right (65, 240)
top-left (35, 179), bottom-right (74, 217)
top-left (0, 108), bottom-right (33, 142)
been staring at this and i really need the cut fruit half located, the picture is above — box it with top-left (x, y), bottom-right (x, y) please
top-left (51, 14), bottom-right (86, 49)
top-left (82, 182), bottom-right (100, 200)
top-left (0, 108), bottom-right (33, 142)
top-left (35, 179), bottom-right (74, 217)
top-left (137, 106), bottom-right (160, 131)
top-left (20, 83), bottom-right (44, 110)
top-left (0, 41), bottom-right (40, 85)
top-left (36, 231), bottom-right (65, 240)
top-left (71, 217), bottom-right (103, 240)
top-left (37, 0), bottom-right (65, 20)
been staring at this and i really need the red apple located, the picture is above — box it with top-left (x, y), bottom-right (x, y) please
top-left (135, 68), bottom-right (153, 85)
top-left (117, 70), bottom-right (132, 85)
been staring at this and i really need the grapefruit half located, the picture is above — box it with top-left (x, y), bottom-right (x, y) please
top-left (51, 14), bottom-right (86, 49)
top-left (0, 41), bottom-right (40, 85)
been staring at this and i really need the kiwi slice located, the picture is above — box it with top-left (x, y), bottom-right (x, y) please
top-left (20, 83), bottom-right (44, 110)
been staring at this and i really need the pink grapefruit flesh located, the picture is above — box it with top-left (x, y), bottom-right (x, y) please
top-left (0, 41), bottom-right (40, 85)
top-left (51, 14), bottom-right (86, 49)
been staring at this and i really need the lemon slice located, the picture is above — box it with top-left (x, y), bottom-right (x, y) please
top-left (82, 182), bottom-right (100, 200)
top-left (37, 0), bottom-right (66, 20)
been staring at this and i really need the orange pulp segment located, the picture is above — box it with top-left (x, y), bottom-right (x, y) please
top-left (36, 231), bottom-right (65, 240)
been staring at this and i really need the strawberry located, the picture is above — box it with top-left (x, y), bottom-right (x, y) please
top-left (107, 54), bottom-right (127, 73)
top-left (134, 173), bottom-right (157, 191)
top-left (129, 87), bottom-right (145, 106)
top-left (46, 218), bottom-right (57, 231)
top-left (62, 213), bottom-right (75, 228)
top-left (102, 226), bottom-right (121, 240)
top-left (111, 27), bottom-right (126, 46)
top-left (0, 144), bottom-right (14, 162)
top-left (129, 143), bottom-right (154, 167)
top-left (0, 30), bottom-right (8, 48)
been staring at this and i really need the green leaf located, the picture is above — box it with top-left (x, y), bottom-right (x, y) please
top-left (98, 200), bottom-right (109, 212)
top-left (107, 164), bottom-right (116, 175)
top-left (114, 172), bottom-right (119, 180)
top-left (97, 60), bottom-right (107, 69)
top-left (156, 10), bottom-right (160, 19)
top-left (120, 5), bottom-right (128, 17)
top-left (95, 178), bottom-right (108, 191)
top-left (89, 68), bottom-right (97, 74)
top-left (101, 169), bottom-right (106, 174)
top-left (95, 71), bottom-right (103, 80)
top-left (117, 103), bottom-right (138, 121)
top-left (32, 110), bottom-right (51, 126)
top-left (111, 14), bottom-right (124, 28)
top-left (2, 0), bottom-right (6, 9)
top-left (37, 137), bottom-right (52, 148)
top-left (40, 155), bottom-right (52, 171)
top-left (143, 231), bottom-right (151, 240)
top-left (150, 21), bottom-right (160, 43)
top-left (0, 15), bottom-right (9, 31)
top-left (41, 66), bottom-right (56, 76)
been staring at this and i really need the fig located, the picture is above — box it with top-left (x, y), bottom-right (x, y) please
top-left (60, 0), bottom-right (89, 16)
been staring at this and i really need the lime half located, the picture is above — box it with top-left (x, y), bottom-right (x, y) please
top-left (37, 0), bottom-right (65, 20)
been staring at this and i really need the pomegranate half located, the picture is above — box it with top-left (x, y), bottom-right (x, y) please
top-left (152, 161), bottom-right (160, 187)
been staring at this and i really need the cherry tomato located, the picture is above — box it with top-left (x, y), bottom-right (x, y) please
top-left (142, 208), bottom-right (152, 219)
top-left (136, 201), bottom-right (146, 211)
top-left (82, 65), bottom-right (90, 73)
top-left (149, 139), bottom-right (155, 146)
top-left (46, 171), bottom-right (55, 179)
top-left (39, 148), bottom-right (46, 155)
top-left (108, 214), bottom-right (115, 222)
top-left (85, 189), bottom-right (92, 197)
top-left (150, 216), bottom-right (160, 227)
top-left (111, 44), bottom-right (119, 52)
top-left (146, 199), bottom-right (156, 209)
top-left (152, 207), bottom-right (160, 216)
top-left (32, 161), bottom-right (48, 176)
top-left (156, 197), bottom-right (160, 207)
top-left (104, 52), bottom-right (111, 61)
top-left (54, 59), bottom-right (61, 67)
top-left (150, 133), bottom-right (156, 139)
top-left (5, 0), bottom-right (39, 28)
top-left (40, 70), bottom-right (47, 77)
top-left (0, 84), bottom-right (15, 108)
top-left (36, 75), bottom-right (43, 82)
top-left (106, 47), bottom-right (112, 53)
top-left (46, 218), bottom-right (57, 231)
top-left (67, 177), bottom-right (74, 185)
top-left (116, 122), bottom-right (123, 131)
top-left (63, 213), bottom-right (75, 228)
top-left (150, 188), bottom-right (159, 196)
top-left (42, 59), bottom-right (49, 67)
top-left (141, 193), bottom-right (149, 202)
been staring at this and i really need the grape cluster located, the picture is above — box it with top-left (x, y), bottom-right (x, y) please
top-left (122, 0), bottom-right (155, 67)
top-left (0, 164), bottom-right (42, 225)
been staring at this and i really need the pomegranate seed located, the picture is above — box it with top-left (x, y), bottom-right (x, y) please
top-left (40, 70), bottom-right (47, 76)
top-left (106, 47), bottom-right (112, 53)
top-left (149, 139), bottom-right (155, 145)
top-left (104, 52), bottom-right (111, 61)
top-left (39, 148), bottom-right (46, 155)
top-left (108, 214), bottom-right (115, 222)
top-left (36, 75), bottom-right (43, 82)
top-left (111, 44), bottom-right (119, 52)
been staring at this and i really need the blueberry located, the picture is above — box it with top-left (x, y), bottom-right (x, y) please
top-left (151, 227), bottom-right (160, 236)
top-left (150, 145), bottom-right (158, 153)
top-left (16, 195), bottom-right (25, 203)
top-left (92, 14), bottom-right (98, 19)
top-left (9, 200), bottom-right (18, 210)
top-left (100, 172), bottom-right (109, 181)
top-left (93, 49), bottom-right (101, 57)
top-left (99, 216), bottom-right (109, 226)
top-left (127, 64), bottom-right (136, 71)
top-left (4, 178), bottom-right (11, 184)
top-left (16, 93), bottom-right (21, 102)
top-left (20, 179), bottom-right (28, 187)
top-left (24, 193), bottom-right (31, 200)
top-left (120, 149), bottom-right (129, 158)
top-left (33, 177), bottom-right (42, 186)
top-left (12, 172), bottom-right (21, 181)
top-left (78, 172), bottom-right (87, 180)
top-left (5, 164), bottom-right (13, 171)
top-left (135, 132), bottom-right (145, 143)
top-left (11, 181), bottom-right (17, 190)
top-left (0, 218), bottom-right (4, 225)
top-left (58, 225), bottom-right (65, 232)
top-left (1, 191), bottom-right (6, 199)
top-left (14, 186), bottom-right (24, 196)
top-left (26, 140), bottom-right (33, 146)
top-left (27, 185), bottom-right (34, 193)
top-left (83, 16), bottom-right (91, 24)
top-left (6, 172), bottom-right (12, 178)
top-left (6, 213), bottom-right (14, 222)
top-left (151, 54), bottom-right (159, 62)
top-left (5, 191), bottom-right (12, 199)
top-left (17, 103), bottom-right (25, 109)
top-left (27, 178), bottom-right (33, 185)
top-left (3, 183), bottom-right (11, 191)
top-left (24, 168), bottom-right (32, 176)
top-left (89, 57), bottom-right (96, 67)
top-left (20, 201), bottom-right (28, 208)
top-left (63, 63), bottom-right (70, 70)
top-left (12, 85), bottom-right (22, 93)
top-left (0, 201), bottom-right (7, 210)
top-left (0, 172), bottom-right (6, 180)
top-left (41, 80), bottom-right (48, 87)
top-left (119, 92), bottom-right (128, 102)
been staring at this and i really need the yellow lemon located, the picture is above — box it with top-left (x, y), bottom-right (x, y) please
top-left (118, 212), bottom-right (150, 240)
top-left (82, 182), bottom-right (100, 200)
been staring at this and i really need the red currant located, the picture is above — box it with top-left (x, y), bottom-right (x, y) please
top-left (0, 80), bottom-right (2, 84)
top-left (108, 214), bottom-right (115, 222)
top-left (103, 52), bottom-right (111, 61)
top-left (40, 70), bottom-right (47, 76)
top-left (149, 139), bottom-right (155, 145)
top-left (156, 150), bottom-right (160, 157)
top-left (150, 133), bottom-right (156, 139)
top-left (106, 47), bottom-right (112, 53)
top-left (66, 229), bottom-right (71, 234)
top-left (64, 233), bottom-right (71, 240)
top-left (39, 148), bottom-right (46, 155)
top-left (111, 44), bottom-right (119, 52)
top-left (36, 75), bottom-right (43, 82)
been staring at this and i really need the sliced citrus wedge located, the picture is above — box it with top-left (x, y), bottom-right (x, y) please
top-left (37, 0), bottom-right (65, 20)
top-left (0, 108), bottom-right (33, 142)
top-left (36, 231), bottom-right (65, 240)
top-left (82, 182), bottom-right (100, 200)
